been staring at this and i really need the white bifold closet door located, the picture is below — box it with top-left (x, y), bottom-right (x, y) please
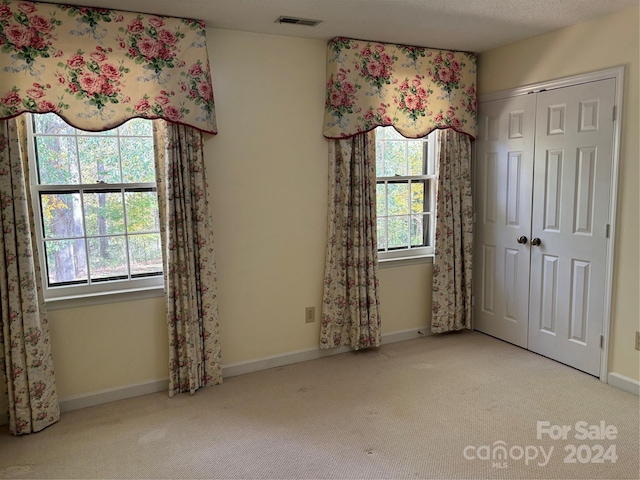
top-left (474, 78), bottom-right (616, 377)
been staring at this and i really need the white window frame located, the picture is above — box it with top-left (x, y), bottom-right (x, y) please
top-left (375, 127), bottom-right (437, 263)
top-left (26, 114), bottom-right (164, 303)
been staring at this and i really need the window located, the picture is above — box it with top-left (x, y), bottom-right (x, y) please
top-left (27, 113), bottom-right (163, 300)
top-left (375, 126), bottom-right (437, 260)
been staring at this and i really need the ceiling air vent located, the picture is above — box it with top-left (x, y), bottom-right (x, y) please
top-left (275, 16), bottom-right (322, 27)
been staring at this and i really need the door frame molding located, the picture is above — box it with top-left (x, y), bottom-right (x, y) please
top-left (477, 66), bottom-right (625, 384)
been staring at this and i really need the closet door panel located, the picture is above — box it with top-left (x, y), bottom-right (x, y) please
top-left (473, 95), bottom-right (536, 347)
top-left (528, 79), bottom-right (615, 376)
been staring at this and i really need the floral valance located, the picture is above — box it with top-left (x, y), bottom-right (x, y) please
top-left (0, 0), bottom-right (216, 133)
top-left (323, 37), bottom-right (476, 140)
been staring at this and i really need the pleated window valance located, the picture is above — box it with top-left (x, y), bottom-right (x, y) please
top-left (0, 0), bottom-right (217, 133)
top-left (323, 37), bottom-right (477, 140)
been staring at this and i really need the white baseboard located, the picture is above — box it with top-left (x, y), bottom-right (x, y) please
top-left (59, 379), bottom-right (169, 413)
top-left (222, 326), bottom-right (431, 378)
top-left (1, 326), bottom-right (431, 422)
top-left (0, 381), bottom-right (170, 427)
top-left (385, 326), bottom-right (433, 343)
top-left (607, 372), bottom-right (640, 395)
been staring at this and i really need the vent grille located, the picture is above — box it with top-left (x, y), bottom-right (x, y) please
top-left (275, 16), bottom-right (322, 27)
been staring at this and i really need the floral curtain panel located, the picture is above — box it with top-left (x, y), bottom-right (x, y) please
top-left (321, 132), bottom-right (382, 350)
top-left (323, 37), bottom-right (476, 140)
top-left (153, 121), bottom-right (223, 396)
top-left (431, 130), bottom-right (473, 333)
top-left (0, 117), bottom-right (59, 435)
top-left (0, 0), bottom-right (216, 133)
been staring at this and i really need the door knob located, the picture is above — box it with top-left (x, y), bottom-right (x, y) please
top-left (516, 236), bottom-right (528, 244)
top-left (531, 237), bottom-right (542, 246)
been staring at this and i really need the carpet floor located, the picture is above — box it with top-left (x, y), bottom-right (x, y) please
top-left (0, 331), bottom-right (638, 479)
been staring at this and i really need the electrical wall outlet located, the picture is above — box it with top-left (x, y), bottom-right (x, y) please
top-left (305, 306), bottom-right (315, 323)
top-left (635, 331), bottom-right (640, 351)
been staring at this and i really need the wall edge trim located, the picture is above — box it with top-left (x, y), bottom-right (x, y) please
top-left (58, 378), bottom-right (170, 413)
top-left (607, 372), bottom-right (640, 395)
top-left (222, 326), bottom-right (431, 378)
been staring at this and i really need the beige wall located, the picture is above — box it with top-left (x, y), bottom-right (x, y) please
top-left (478, 7), bottom-right (640, 381)
top-left (205, 28), bottom-right (430, 365)
top-left (29, 29), bottom-right (430, 407)
top-left (48, 297), bottom-right (168, 398)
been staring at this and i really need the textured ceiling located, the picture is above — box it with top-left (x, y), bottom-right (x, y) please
top-left (43, 0), bottom-right (639, 52)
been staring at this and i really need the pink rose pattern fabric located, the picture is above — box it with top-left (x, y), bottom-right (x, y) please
top-left (0, 1), bottom-right (216, 134)
top-left (0, 117), bottom-right (60, 435)
top-left (153, 121), bottom-right (222, 396)
top-left (324, 37), bottom-right (477, 140)
top-left (321, 132), bottom-right (382, 350)
top-left (431, 130), bottom-right (473, 333)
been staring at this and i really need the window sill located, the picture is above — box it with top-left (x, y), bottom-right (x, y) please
top-left (378, 254), bottom-right (434, 269)
top-left (45, 286), bottom-right (165, 311)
